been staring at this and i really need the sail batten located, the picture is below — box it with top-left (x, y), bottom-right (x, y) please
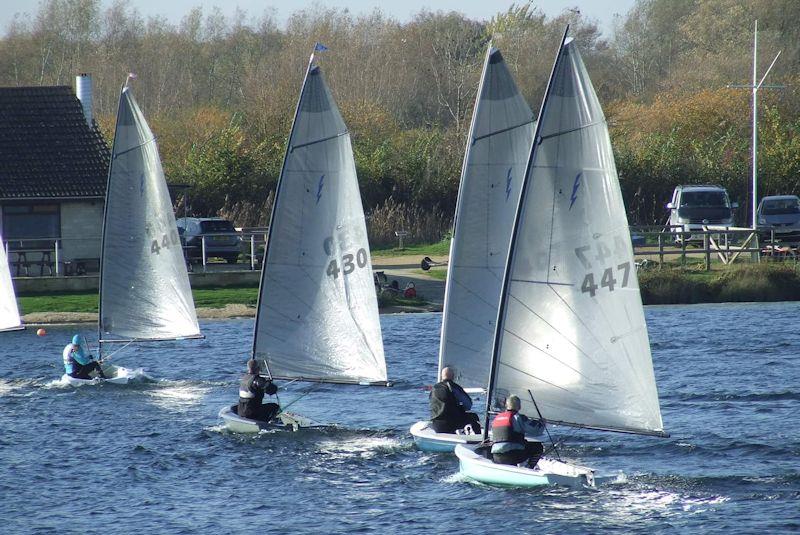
top-left (99, 86), bottom-right (200, 342)
top-left (489, 33), bottom-right (665, 435)
top-left (253, 60), bottom-right (386, 385)
top-left (437, 45), bottom-right (535, 389)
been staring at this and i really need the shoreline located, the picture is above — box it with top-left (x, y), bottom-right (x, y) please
top-left (22, 302), bottom-right (444, 325)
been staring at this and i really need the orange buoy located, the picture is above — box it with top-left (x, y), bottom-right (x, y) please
top-left (36, 328), bottom-right (46, 336)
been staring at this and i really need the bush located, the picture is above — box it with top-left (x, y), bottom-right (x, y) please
top-left (366, 198), bottom-right (452, 247)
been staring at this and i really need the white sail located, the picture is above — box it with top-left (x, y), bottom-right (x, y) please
top-left (252, 61), bottom-right (387, 384)
top-left (491, 37), bottom-right (664, 435)
top-left (99, 86), bottom-right (200, 342)
top-left (438, 45), bottom-right (535, 389)
top-left (0, 237), bottom-right (23, 332)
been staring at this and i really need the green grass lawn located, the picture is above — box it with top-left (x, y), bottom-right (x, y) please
top-left (371, 238), bottom-right (451, 258)
top-left (18, 284), bottom-right (426, 313)
top-left (18, 286), bottom-right (261, 314)
top-left (19, 291), bottom-right (99, 314)
top-left (192, 286), bottom-right (258, 308)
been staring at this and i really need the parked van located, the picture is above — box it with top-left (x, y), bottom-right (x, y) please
top-left (666, 185), bottom-right (737, 242)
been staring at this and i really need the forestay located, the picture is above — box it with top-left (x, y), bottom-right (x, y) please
top-left (491, 37), bottom-right (664, 435)
top-left (0, 235), bottom-right (23, 332)
top-left (99, 86), bottom-right (200, 342)
top-left (252, 61), bottom-right (387, 384)
top-left (438, 45), bottom-right (534, 389)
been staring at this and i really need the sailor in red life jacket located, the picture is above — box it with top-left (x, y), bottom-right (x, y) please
top-left (490, 394), bottom-right (546, 466)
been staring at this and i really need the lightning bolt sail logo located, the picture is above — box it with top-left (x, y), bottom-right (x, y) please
top-left (569, 172), bottom-right (582, 210)
top-left (505, 167), bottom-right (513, 201)
top-left (316, 174), bottom-right (325, 205)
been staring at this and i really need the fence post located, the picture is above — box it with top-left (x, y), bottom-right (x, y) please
top-left (658, 232), bottom-right (664, 268)
top-left (703, 232), bottom-right (710, 271)
top-left (201, 235), bottom-right (207, 272)
top-left (250, 234), bottom-right (256, 271)
top-left (54, 239), bottom-right (60, 276)
top-left (681, 232), bottom-right (687, 268)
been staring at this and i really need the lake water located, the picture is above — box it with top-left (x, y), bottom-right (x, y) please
top-left (1, 303), bottom-right (799, 533)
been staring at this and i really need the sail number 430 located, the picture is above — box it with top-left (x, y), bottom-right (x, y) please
top-left (327, 248), bottom-right (368, 279)
top-left (580, 262), bottom-right (631, 297)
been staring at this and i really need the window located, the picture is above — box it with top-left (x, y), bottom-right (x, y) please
top-left (2, 204), bottom-right (60, 248)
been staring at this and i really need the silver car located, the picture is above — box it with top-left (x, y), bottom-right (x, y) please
top-left (757, 195), bottom-right (800, 242)
top-left (666, 185), bottom-right (737, 243)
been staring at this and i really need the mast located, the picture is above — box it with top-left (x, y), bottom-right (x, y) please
top-left (436, 42), bottom-right (493, 381)
top-left (250, 53), bottom-right (316, 373)
top-left (97, 82), bottom-right (126, 359)
top-left (98, 76), bottom-right (201, 347)
top-left (437, 43), bottom-right (535, 391)
top-left (250, 49), bottom-right (387, 385)
top-left (481, 26), bottom-right (571, 439)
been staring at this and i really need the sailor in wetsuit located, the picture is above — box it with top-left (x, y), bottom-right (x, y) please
top-left (62, 334), bottom-right (106, 379)
top-left (238, 358), bottom-right (280, 422)
top-left (429, 366), bottom-right (482, 434)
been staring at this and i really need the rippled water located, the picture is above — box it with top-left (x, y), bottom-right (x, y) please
top-left (2, 304), bottom-right (799, 533)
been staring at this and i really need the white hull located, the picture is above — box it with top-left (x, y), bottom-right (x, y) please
top-left (59, 374), bottom-right (130, 386)
top-left (410, 420), bottom-right (482, 452)
top-left (455, 443), bottom-right (599, 489)
top-left (218, 405), bottom-right (315, 433)
top-left (58, 365), bottom-right (132, 386)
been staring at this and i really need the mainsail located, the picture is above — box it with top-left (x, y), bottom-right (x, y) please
top-left (99, 85), bottom-right (200, 342)
top-left (489, 34), bottom-right (665, 436)
top-left (438, 45), bottom-right (534, 389)
top-left (252, 58), bottom-right (387, 384)
top-left (0, 235), bottom-right (23, 332)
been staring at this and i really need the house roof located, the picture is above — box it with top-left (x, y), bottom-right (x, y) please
top-left (0, 86), bottom-right (110, 200)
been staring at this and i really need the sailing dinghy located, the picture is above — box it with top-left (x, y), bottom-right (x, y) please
top-left (0, 233), bottom-right (23, 333)
top-left (411, 44), bottom-right (534, 451)
top-left (60, 79), bottom-right (201, 386)
top-left (219, 52), bottom-right (389, 433)
top-left (454, 29), bottom-right (667, 488)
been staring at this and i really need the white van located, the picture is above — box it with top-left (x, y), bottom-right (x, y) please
top-left (666, 185), bottom-right (737, 242)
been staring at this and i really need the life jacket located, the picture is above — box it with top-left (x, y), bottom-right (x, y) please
top-left (62, 345), bottom-right (76, 375)
top-left (239, 374), bottom-right (264, 403)
top-left (491, 410), bottom-right (525, 445)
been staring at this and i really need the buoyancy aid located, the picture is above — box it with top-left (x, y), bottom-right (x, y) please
top-left (491, 410), bottom-right (525, 445)
top-left (62, 345), bottom-right (76, 375)
top-left (239, 374), bottom-right (264, 403)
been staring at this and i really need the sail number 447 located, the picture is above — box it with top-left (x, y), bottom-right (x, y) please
top-left (327, 248), bottom-right (368, 279)
top-left (580, 262), bottom-right (631, 297)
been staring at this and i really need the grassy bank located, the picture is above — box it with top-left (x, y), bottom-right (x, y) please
top-left (639, 263), bottom-right (800, 305)
top-left (18, 286), bottom-right (260, 314)
top-left (19, 285), bottom-right (427, 314)
top-left (371, 238), bottom-right (451, 258)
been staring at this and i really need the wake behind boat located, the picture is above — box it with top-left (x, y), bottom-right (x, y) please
top-left (58, 76), bottom-right (201, 385)
top-left (456, 28), bottom-right (668, 488)
top-left (220, 47), bottom-right (389, 433)
top-left (410, 43), bottom-right (534, 452)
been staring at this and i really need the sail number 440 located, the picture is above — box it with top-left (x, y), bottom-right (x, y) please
top-left (327, 248), bottom-right (368, 279)
top-left (151, 231), bottom-right (180, 255)
top-left (580, 262), bottom-right (631, 297)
